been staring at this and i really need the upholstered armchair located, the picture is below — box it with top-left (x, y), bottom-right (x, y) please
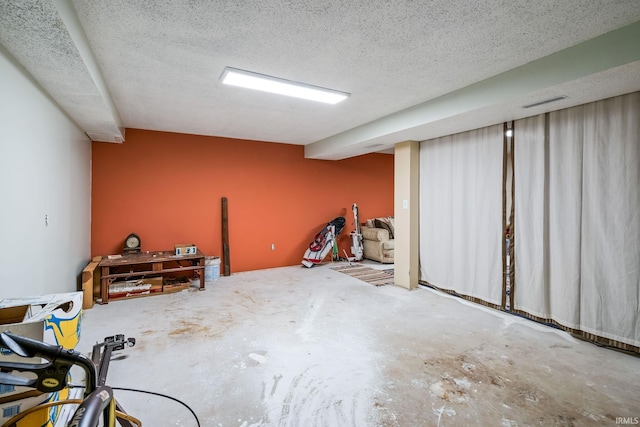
top-left (361, 217), bottom-right (394, 263)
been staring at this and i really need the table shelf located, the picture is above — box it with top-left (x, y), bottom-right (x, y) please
top-left (98, 250), bottom-right (206, 304)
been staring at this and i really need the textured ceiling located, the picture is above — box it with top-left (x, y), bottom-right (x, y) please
top-left (1, 1), bottom-right (639, 159)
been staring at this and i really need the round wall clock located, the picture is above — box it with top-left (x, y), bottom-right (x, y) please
top-left (123, 233), bottom-right (141, 254)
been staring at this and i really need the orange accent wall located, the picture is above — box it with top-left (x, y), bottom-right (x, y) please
top-left (91, 128), bottom-right (394, 272)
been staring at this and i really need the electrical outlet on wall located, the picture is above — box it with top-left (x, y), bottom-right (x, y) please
top-left (271, 243), bottom-right (275, 250)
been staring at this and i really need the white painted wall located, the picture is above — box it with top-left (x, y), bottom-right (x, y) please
top-left (0, 46), bottom-right (91, 298)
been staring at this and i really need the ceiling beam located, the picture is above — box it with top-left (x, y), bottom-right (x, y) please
top-left (0, 0), bottom-right (124, 143)
top-left (305, 21), bottom-right (640, 160)
top-left (53, 0), bottom-right (124, 142)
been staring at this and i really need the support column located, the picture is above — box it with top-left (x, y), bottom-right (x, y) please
top-left (394, 140), bottom-right (419, 290)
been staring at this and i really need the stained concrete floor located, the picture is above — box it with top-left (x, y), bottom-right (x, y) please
top-left (78, 262), bottom-right (640, 426)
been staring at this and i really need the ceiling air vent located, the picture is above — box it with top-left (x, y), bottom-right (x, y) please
top-left (87, 133), bottom-right (125, 143)
top-left (522, 96), bottom-right (567, 109)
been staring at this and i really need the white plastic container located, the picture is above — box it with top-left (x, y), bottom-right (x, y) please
top-left (205, 256), bottom-right (220, 284)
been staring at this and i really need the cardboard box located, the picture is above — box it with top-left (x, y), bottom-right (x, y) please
top-left (0, 390), bottom-right (50, 425)
top-left (175, 244), bottom-right (197, 256)
top-left (81, 257), bottom-right (102, 310)
top-left (108, 277), bottom-right (163, 299)
top-left (162, 282), bottom-right (190, 293)
top-left (0, 292), bottom-right (82, 424)
top-left (0, 384), bottom-right (72, 426)
top-left (0, 305), bottom-right (42, 400)
top-left (0, 293), bottom-right (82, 393)
top-left (0, 292), bottom-right (83, 352)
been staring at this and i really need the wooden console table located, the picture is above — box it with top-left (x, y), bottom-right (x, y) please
top-left (99, 250), bottom-right (206, 304)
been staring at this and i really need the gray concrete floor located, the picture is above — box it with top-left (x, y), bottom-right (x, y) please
top-left (78, 262), bottom-right (640, 426)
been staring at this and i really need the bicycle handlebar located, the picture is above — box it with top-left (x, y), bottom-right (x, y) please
top-left (0, 331), bottom-right (97, 396)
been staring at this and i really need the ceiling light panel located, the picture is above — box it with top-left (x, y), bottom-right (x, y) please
top-left (221, 67), bottom-right (349, 104)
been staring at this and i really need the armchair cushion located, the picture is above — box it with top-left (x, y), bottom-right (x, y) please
top-left (361, 226), bottom-right (389, 242)
top-left (363, 217), bottom-right (394, 238)
top-left (374, 218), bottom-right (394, 239)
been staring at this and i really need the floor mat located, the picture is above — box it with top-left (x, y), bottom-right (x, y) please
top-left (331, 265), bottom-right (394, 286)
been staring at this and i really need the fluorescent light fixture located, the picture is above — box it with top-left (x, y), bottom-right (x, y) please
top-left (505, 129), bottom-right (513, 137)
top-left (221, 67), bottom-right (349, 104)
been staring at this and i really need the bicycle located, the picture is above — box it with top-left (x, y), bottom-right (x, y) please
top-left (0, 331), bottom-right (200, 427)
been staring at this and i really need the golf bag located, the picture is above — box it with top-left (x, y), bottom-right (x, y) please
top-left (302, 216), bottom-right (346, 268)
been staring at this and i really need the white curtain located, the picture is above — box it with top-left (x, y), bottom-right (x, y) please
top-left (419, 125), bottom-right (503, 305)
top-left (514, 92), bottom-right (640, 347)
top-left (511, 114), bottom-right (549, 318)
